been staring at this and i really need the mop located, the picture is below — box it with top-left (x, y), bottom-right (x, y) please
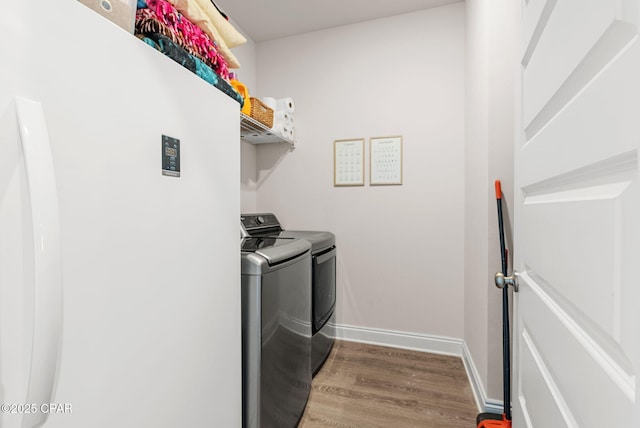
top-left (476, 180), bottom-right (513, 428)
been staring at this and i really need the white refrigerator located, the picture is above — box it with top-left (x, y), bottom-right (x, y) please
top-left (0, 1), bottom-right (241, 427)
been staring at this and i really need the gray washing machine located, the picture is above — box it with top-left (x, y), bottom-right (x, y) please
top-left (242, 214), bottom-right (336, 376)
top-left (241, 234), bottom-right (312, 428)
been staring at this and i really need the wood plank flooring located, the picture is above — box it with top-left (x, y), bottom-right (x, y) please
top-left (298, 340), bottom-right (478, 427)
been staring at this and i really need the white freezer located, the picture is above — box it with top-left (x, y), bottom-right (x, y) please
top-left (0, 1), bottom-right (241, 427)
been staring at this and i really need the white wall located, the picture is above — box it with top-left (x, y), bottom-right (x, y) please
top-left (232, 24), bottom-right (260, 213)
top-left (464, 0), bottom-right (517, 407)
top-left (252, 4), bottom-right (466, 340)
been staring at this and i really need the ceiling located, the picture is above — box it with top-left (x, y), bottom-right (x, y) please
top-left (214, 0), bottom-right (462, 42)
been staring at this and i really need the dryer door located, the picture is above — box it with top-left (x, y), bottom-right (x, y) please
top-left (312, 246), bottom-right (336, 333)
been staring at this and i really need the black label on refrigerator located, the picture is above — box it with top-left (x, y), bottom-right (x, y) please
top-left (162, 135), bottom-right (180, 177)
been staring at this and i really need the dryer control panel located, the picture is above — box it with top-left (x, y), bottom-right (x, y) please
top-left (241, 213), bottom-right (281, 235)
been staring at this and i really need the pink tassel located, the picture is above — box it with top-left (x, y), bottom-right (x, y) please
top-left (143, 0), bottom-right (231, 80)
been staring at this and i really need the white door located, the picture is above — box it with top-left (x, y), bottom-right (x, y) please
top-left (514, 1), bottom-right (640, 427)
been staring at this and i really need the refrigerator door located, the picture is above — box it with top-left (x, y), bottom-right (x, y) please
top-left (0, 1), bottom-right (241, 427)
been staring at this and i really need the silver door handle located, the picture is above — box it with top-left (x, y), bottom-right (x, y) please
top-left (495, 271), bottom-right (519, 292)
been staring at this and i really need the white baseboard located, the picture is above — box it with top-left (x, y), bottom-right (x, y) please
top-left (331, 323), bottom-right (503, 414)
top-left (332, 323), bottom-right (464, 356)
top-left (461, 342), bottom-right (504, 414)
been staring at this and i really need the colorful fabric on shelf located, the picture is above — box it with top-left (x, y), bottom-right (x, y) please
top-left (135, 0), bottom-right (229, 79)
top-left (163, 0), bottom-right (241, 68)
top-left (139, 33), bottom-right (243, 106)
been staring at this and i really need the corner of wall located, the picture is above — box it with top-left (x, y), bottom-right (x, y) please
top-left (464, 0), bottom-right (517, 406)
top-left (462, 341), bottom-right (504, 414)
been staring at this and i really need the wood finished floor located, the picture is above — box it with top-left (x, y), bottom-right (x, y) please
top-left (298, 340), bottom-right (478, 428)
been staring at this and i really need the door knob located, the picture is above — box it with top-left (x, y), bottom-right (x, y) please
top-left (495, 271), bottom-right (519, 292)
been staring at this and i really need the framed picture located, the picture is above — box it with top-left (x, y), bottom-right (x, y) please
top-left (334, 139), bottom-right (365, 186)
top-left (370, 136), bottom-right (403, 185)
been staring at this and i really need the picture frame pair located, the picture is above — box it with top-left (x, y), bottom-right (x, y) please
top-left (333, 136), bottom-right (403, 186)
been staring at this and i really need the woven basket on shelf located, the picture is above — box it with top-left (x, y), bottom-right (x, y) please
top-left (249, 98), bottom-right (274, 128)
